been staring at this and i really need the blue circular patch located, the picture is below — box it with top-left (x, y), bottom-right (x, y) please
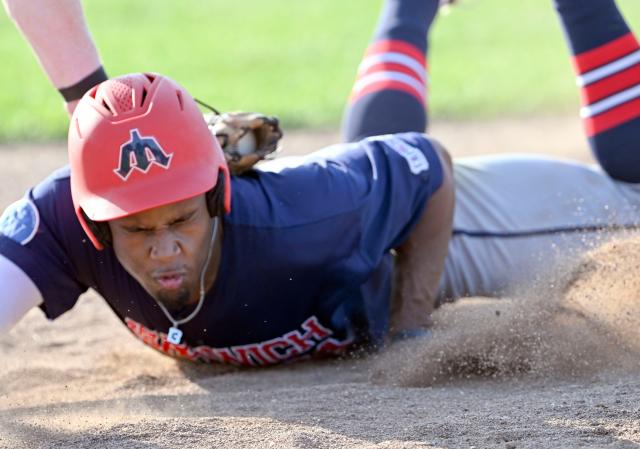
top-left (0, 198), bottom-right (40, 245)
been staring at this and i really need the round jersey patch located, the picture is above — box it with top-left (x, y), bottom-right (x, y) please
top-left (0, 198), bottom-right (40, 245)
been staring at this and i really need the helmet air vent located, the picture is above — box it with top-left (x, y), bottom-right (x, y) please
top-left (111, 79), bottom-right (135, 113)
top-left (176, 90), bottom-right (184, 111)
top-left (74, 118), bottom-right (83, 139)
top-left (101, 99), bottom-right (113, 114)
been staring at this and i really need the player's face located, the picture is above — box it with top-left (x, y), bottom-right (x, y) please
top-left (108, 195), bottom-right (216, 311)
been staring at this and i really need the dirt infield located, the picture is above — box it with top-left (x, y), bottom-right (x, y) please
top-left (3, 116), bottom-right (640, 449)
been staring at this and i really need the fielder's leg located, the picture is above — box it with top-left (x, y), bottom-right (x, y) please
top-left (554, 0), bottom-right (640, 182)
top-left (341, 0), bottom-right (440, 142)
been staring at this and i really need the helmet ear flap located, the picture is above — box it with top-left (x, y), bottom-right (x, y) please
top-left (206, 173), bottom-right (226, 218)
top-left (81, 209), bottom-right (112, 248)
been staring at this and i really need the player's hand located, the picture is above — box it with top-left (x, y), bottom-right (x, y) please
top-left (206, 111), bottom-right (283, 175)
top-left (389, 306), bottom-right (434, 342)
top-left (390, 327), bottom-right (433, 343)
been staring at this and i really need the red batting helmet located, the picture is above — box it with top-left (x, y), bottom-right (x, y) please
top-left (68, 73), bottom-right (231, 250)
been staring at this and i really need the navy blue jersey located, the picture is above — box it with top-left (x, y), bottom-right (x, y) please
top-left (0, 132), bottom-right (443, 366)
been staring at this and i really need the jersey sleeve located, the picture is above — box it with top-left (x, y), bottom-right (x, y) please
top-left (346, 132), bottom-right (445, 266)
top-left (339, 132), bottom-right (445, 340)
top-left (0, 166), bottom-right (90, 320)
top-left (236, 131), bottom-right (444, 270)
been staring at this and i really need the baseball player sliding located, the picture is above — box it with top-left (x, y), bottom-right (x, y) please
top-left (1, 0), bottom-right (639, 367)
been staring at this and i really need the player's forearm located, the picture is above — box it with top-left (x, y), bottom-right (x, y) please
top-left (4, 0), bottom-right (103, 115)
top-left (390, 139), bottom-right (454, 334)
top-left (0, 255), bottom-right (43, 334)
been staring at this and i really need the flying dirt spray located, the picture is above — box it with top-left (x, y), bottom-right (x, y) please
top-left (372, 234), bottom-right (640, 386)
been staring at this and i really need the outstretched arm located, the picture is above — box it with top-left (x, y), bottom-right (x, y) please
top-left (0, 255), bottom-right (43, 334)
top-left (3, 0), bottom-right (106, 115)
top-left (390, 138), bottom-right (454, 337)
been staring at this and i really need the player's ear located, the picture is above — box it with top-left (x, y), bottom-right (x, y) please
top-left (205, 172), bottom-right (226, 218)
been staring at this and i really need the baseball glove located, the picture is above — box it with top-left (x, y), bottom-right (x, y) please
top-left (206, 111), bottom-right (283, 175)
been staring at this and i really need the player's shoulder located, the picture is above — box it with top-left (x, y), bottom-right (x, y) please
top-left (0, 164), bottom-right (77, 250)
top-left (1, 165), bottom-right (71, 219)
top-left (228, 142), bottom-right (375, 228)
top-left (226, 132), bottom-right (443, 229)
top-left (31, 165), bottom-right (72, 199)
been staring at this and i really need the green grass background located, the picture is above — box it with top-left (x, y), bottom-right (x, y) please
top-left (1, 0), bottom-right (639, 141)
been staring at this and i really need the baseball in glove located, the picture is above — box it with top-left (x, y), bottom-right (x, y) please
top-left (197, 100), bottom-right (283, 175)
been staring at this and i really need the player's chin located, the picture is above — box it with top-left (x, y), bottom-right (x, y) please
top-left (153, 285), bottom-right (196, 312)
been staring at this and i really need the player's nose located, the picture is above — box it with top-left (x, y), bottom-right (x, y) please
top-left (148, 232), bottom-right (181, 260)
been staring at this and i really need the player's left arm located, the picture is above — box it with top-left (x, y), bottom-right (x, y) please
top-left (390, 138), bottom-right (454, 337)
top-left (0, 255), bottom-right (43, 333)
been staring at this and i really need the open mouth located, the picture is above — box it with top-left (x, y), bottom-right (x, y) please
top-left (153, 272), bottom-right (187, 290)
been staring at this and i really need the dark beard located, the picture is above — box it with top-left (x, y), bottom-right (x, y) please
top-left (156, 287), bottom-right (194, 316)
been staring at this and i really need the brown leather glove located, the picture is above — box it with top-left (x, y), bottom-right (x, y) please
top-left (207, 112), bottom-right (283, 175)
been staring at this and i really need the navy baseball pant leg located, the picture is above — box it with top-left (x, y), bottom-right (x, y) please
top-left (341, 0), bottom-right (440, 142)
top-left (554, 0), bottom-right (640, 182)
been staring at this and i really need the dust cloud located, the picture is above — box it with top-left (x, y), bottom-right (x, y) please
top-left (372, 235), bottom-right (640, 386)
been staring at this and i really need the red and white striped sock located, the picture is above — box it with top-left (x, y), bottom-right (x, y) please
top-left (574, 32), bottom-right (640, 137)
top-left (341, 0), bottom-right (439, 142)
top-left (349, 39), bottom-right (428, 107)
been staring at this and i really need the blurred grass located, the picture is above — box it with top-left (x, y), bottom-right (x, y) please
top-left (1, 0), bottom-right (639, 141)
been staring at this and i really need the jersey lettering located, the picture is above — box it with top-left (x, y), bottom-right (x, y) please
top-left (124, 316), bottom-right (353, 366)
top-left (376, 135), bottom-right (430, 175)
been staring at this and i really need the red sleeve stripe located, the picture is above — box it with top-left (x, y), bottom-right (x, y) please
top-left (583, 97), bottom-right (640, 137)
top-left (577, 50), bottom-right (640, 86)
top-left (573, 33), bottom-right (639, 75)
top-left (580, 84), bottom-right (640, 118)
top-left (365, 39), bottom-right (426, 68)
top-left (358, 52), bottom-right (427, 83)
top-left (581, 64), bottom-right (640, 105)
top-left (349, 77), bottom-right (425, 104)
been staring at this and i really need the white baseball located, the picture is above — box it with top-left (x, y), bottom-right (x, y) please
top-left (234, 131), bottom-right (257, 156)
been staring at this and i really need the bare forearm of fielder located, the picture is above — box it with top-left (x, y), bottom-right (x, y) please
top-left (390, 139), bottom-right (454, 335)
top-left (3, 0), bottom-right (105, 115)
